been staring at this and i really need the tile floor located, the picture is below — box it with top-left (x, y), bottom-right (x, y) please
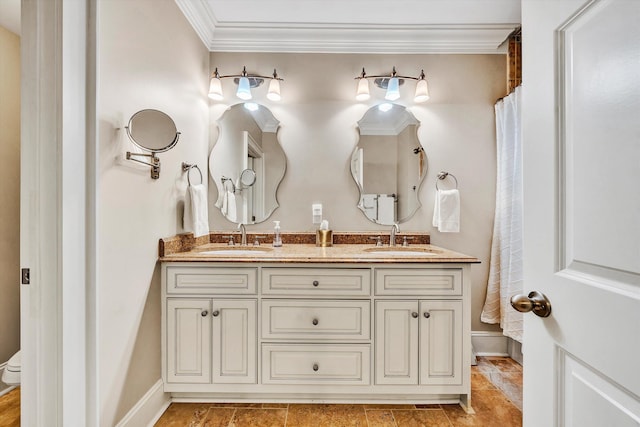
top-left (0, 387), bottom-right (20, 426)
top-left (154, 356), bottom-right (523, 427)
top-left (0, 357), bottom-right (522, 426)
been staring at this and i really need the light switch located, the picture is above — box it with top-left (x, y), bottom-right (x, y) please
top-left (312, 203), bottom-right (322, 224)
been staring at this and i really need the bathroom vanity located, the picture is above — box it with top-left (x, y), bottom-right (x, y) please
top-left (159, 237), bottom-right (478, 411)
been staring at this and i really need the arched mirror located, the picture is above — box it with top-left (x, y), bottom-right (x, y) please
top-left (209, 103), bottom-right (286, 224)
top-left (125, 109), bottom-right (180, 179)
top-left (351, 104), bottom-right (427, 225)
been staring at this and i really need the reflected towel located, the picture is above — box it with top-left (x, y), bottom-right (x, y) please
top-left (432, 189), bottom-right (460, 232)
top-left (222, 190), bottom-right (237, 223)
top-left (185, 184), bottom-right (209, 238)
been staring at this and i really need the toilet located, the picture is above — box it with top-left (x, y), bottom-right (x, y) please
top-left (2, 351), bottom-right (21, 385)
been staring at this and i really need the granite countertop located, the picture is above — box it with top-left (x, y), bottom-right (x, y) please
top-left (160, 242), bottom-right (479, 264)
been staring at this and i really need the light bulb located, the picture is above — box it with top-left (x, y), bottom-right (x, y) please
top-left (355, 78), bottom-right (370, 101)
top-left (378, 103), bottom-right (393, 112)
top-left (414, 78), bottom-right (430, 103)
top-left (385, 77), bottom-right (400, 101)
top-left (208, 77), bottom-right (224, 100)
top-left (267, 78), bottom-right (281, 101)
top-left (244, 102), bottom-right (259, 111)
top-left (236, 76), bottom-right (252, 100)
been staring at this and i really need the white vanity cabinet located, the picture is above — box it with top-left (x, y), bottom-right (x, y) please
top-left (163, 266), bottom-right (258, 388)
top-left (161, 261), bottom-right (472, 410)
top-left (375, 300), bottom-right (462, 386)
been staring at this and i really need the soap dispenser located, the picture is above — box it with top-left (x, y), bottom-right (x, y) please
top-left (273, 221), bottom-right (282, 247)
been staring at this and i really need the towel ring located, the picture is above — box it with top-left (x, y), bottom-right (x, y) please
top-left (221, 176), bottom-right (236, 193)
top-left (182, 162), bottom-right (203, 186)
top-left (436, 171), bottom-right (458, 190)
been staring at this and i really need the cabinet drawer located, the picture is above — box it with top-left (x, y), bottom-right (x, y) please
top-left (261, 268), bottom-right (371, 296)
top-left (261, 300), bottom-right (370, 340)
top-left (261, 344), bottom-right (370, 385)
top-left (375, 269), bottom-right (462, 296)
top-left (166, 266), bottom-right (257, 295)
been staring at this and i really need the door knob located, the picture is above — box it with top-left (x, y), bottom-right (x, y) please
top-left (510, 291), bottom-right (552, 318)
top-left (212, 310), bottom-right (220, 317)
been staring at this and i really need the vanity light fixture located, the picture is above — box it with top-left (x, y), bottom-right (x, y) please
top-left (355, 67), bottom-right (430, 103)
top-left (208, 66), bottom-right (284, 102)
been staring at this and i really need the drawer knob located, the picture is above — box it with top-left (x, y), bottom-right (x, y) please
top-left (312, 363), bottom-right (319, 372)
top-left (212, 310), bottom-right (220, 317)
top-left (312, 280), bottom-right (319, 287)
top-left (411, 312), bottom-right (418, 318)
top-left (424, 312), bottom-right (431, 319)
top-left (312, 318), bottom-right (319, 326)
top-left (200, 310), bottom-right (208, 317)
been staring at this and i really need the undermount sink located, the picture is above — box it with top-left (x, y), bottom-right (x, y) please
top-left (198, 247), bottom-right (273, 255)
top-left (362, 247), bottom-right (441, 256)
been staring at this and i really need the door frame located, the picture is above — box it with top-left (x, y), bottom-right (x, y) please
top-left (20, 0), bottom-right (97, 424)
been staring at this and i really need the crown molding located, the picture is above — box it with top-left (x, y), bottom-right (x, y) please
top-left (176, 0), bottom-right (517, 54)
top-left (175, 0), bottom-right (217, 47)
top-left (208, 24), bottom-right (514, 53)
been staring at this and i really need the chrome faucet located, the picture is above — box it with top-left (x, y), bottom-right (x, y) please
top-left (238, 223), bottom-right (247, 246)
top-left (390, 223), bottom-right (400, 246)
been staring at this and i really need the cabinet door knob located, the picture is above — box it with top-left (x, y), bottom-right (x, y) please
top-left (411, 312), bottom-right (418, 318)
top-left (312, 363), bottom-right (319, 371)
top-left (423, 312), bottom-right (431, 319)
top-left (201, 310), bottom-right (208, 317)
top-left (312, 280), bottom-right (319, 287)
top-left (312, 318), bottom-right (319, 326)
top-left (212, 310), bottom-right (220, 317)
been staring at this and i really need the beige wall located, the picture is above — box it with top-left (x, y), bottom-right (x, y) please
top-left (208, 53), bottom-right (505, 334)
top-left (97, 0), bottom-right (209, 424)
top-left (0, 25), bottom-right (20, 366)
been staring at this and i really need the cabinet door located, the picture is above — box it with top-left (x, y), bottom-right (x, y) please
top-left (211, 299), bottom-right (257, 384)
top-left (375, 300), bottom-right (419, 385)
top-left (419, 300), bottom-right (462, 385)
top-left (166, 298), bottom-right (211, 384)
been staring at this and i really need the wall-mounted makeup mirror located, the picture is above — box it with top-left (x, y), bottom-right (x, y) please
top-left (125, 109), bottom-right (180, 179)
top-left (209, 103), bottom-right (286, 224)
top-left (351, 103), bottom-right (427, 225)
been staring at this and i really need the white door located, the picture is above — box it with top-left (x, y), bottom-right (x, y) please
top-left (522, 1), bottom-right (640, 426)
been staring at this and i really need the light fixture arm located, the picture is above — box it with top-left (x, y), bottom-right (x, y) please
top-left (211, 66), bottom-right (284, 82)
top-left (355, 66), bottom-right (424, 82)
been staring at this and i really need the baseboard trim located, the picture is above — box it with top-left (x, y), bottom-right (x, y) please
top-left (115, 380), bottom-right (170, 427)
top-left (0, 362), bottom-right (16, 396)
top-left (472, 331), bottom-right (509, 356)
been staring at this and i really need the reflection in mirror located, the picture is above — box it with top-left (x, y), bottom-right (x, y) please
top-left (240, 168), bottom-right (257, 187)
top-left (209, 103), bottom-right (286, 224)
top-left (351, 103), bottom-right (427, 225)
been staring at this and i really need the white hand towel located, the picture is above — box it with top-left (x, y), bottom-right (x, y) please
top-left (223, 190), bottom-right (237, 223)
top-left (433, 189), bottom-right (460, 232)
top-left (189, 184), bottom-right (209, 238)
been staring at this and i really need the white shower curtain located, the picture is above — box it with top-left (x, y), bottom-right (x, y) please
top-left (481, 86), bottom-right (523, 342)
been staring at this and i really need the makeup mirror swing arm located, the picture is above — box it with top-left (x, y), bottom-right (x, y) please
top-left (126, 151), bottom-right (161, 179)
